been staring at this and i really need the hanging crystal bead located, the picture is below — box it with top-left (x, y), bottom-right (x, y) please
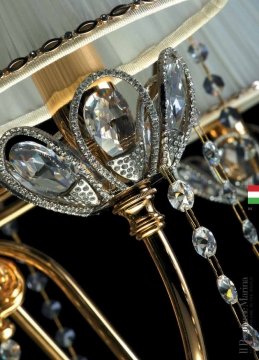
top-left (55, 328), bottom-right (76, 348)
top-left (192, 226), bottom-right (217, 258)
top-left (203, 141), bottom-right (222, 166)
top-left (167, 180), bottom-right (194, 212)
top-left (217, 275), bottom-right (238, 304)
top-left (219, 107), bottom-right (241, 128)
top-left (188, 42), bottom-right (208, 63)
top-left (242, 219), bottom-right (258, 245)
top-left (26, 272), bottom-right (48, 292)
top-left (242, 323), bottom-right (259, 351)
top-left (222, 181), bottom-right (237, 204)
top-left (41, 300), bottom-right (62, 320)
top-left (203, 75), bottom-right (224, 96)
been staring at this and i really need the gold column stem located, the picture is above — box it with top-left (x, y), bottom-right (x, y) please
top-left (144, 230), bottom-right (207, 360)
top-left (0, 201), bottom-right (34, 228)
top-left (0, 241), bottom-right (139, 360)
top-left (12, 307), bottom-right (70, 360)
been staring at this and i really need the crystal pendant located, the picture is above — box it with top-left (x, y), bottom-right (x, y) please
top-left (203, 75), bottom-right (225, 96)
top-left (219, 107), bottom-right (241, 128)
top-left (222, 181), bottom-right (237, 204)
top-left (217, 275), bottom-right (238, 304)
top-left (242, 323), bottom-right (259, 351)
top-left (9, 141), bottom-right (76, 198)
top-left (192, 226), bottom-right (217, 258)
top-left (83, 82), bottom-right (135, 157)
top-left (26, 272), bottom-right (48, 292)
top-left (55, 328), bottom-right (76, 348)
top-left (0, 339), bottom-right (21, 360)
top-left (164, 56), bottom-right (187, 131)
top-left (42, 300), bottom-right (62, 319)
top-left (203, 141), bottom-right (222, 166)
top-left (167, 180), bottom-right (194, 212)
top-left (188, 42), bottom-right (208, 63)
top-left (242, 219), bottom-right (258, 245)
top-left (217, 135), bottom-right (258, 182)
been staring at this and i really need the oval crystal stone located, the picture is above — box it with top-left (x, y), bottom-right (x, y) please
top-left (9, 141), bottom-right (76, 198)
top-left (164, 56), bottom-right (188, 131)
top-left (167, 180), bottom-right (194, 212)
top-left (83, 82), bottom-right (135, 158)
top-left (242, 323), bottom-right (259, 351)
top-left (217, 275), bottom-right (238, 304)
top-left (203, 141), bottom-right (222, 166)
top-left (242, 219), bottom-right (258, 245)
top-left (192, 226), bottom-right (217, 258)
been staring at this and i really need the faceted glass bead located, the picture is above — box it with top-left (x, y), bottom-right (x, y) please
top-left (218, 135), bottom-right (258, 182)
top-left (83, 82), bottom-right (135, 158)
top-left (9, 141), bottom-right (76, 198)
top-left (42, 300), bottom-right (62, 320)
top-left (203, 75), bottom-right (225, 96)
top-left (164, 56), bottom-right (187, 131)
top-left (242, 323), bottom-right (259, 351)
top-left (217, 275), bottom-right (238, 304)
top-left (219, 107), bottom-right (241, 128)
top-left (192, 226), bottom-right (217, 258)
top-left (188, 42), bottom-right (208, 63)
top-left (0, 339), bottom-right (21, 360)
top-left (222, 181), bottom-right (237, 204)
top-left (167, 180), bottom-right (194, 212)
top-left (242, 219), bottom-right (258, 245)
top-left (55, 328), bottom-right (76, 348)
top-left (202, 141), bottom-right (222, 166)
top-left (26, 272), bottom-right (48, 292)
top-left (1, 221), bottom-right (18, 236)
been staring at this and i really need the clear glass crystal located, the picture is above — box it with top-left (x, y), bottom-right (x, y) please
top-left (217, 275), bottom-right (238, 304)
top-left (188, 42), bottom-right (208, 63)
top-left (242, 219), bottom-right (258, 245)
top-left (83, 82), bottom-right (135, 157)
top-left (167, 180), bottom-right (194, 212)
top-left (242, 323), bottom-right (259, 351)
top-left (203, 141), bottom-right (222, 166)
top-left (26, 272), bottom-right (48, 292)
top-left (192, 226), bottom-right (217, 258)
top-left (55, 328), bottom-right (76, 348)
top-left (42, 300), bottom-right (62, 320)
top-left (164, 57), bottom-right (187, 130)
top-left (217, 135), bottom-right (258, 182)
top-left (0, 339), bottom-right (21, 360)
top-left (203, 75), bottom-right (224, 96)
top-left (9, 141), bottom-right (76, 198)
top-left (222, 181), bottom-right (237, 204)
top-left (219, 107), bottom-right (241, 128)
top-left (1, 221), bottom-right (18, 236)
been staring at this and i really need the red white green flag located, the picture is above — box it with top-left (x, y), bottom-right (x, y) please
top-left (248, 185), bottom-right (259, 204)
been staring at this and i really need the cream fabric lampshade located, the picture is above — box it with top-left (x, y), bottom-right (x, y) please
top-left (0, 0), bottom-right (228, 133)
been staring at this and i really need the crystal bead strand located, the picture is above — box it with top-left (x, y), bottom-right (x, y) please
top-left (162, 166), bottom-right (259, 359)
top-left (187, 37), bottom-right (259, 259)
top-left (1, 220), bottom-right (87, 360)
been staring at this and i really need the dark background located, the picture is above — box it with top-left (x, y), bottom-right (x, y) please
top-left (2, 105), bottom-right (259, 360)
